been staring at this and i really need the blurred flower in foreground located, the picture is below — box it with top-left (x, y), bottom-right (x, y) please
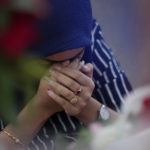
top-left (0, 12), bottom-right (36, 59)
top-left (90, 86), bottom-right (150, 150)
top-left (0, 0), bottom-right (50, 122)
top-left (0, 0), bottom-right (50, 59)
top-left (89, 123), bottom-right (102, 134)
top-left (73, 86), bottom-right (150, 150)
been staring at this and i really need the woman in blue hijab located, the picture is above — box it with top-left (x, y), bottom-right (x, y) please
top-left (0, 0), bottom-right (132, 149)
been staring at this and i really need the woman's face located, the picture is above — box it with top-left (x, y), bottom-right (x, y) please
top-left (46, 48), bottom-right (84, 62)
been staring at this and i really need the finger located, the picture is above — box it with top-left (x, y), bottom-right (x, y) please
top-left (53, 66), bottom-right (93, 86)
top-left (68, 57), bottom-right (80, 69)
top-left (80, 63), bottom-right (93, 78)
top-left (50, 70), bottom-right (82, 94)
top-left (77, 60), bottom-right (85, 70)
top-left (47, 89), bottom-right (80, 116)
top-left (46, 77), bottom-right (90, 113)
top-left (48, 79), bottom-right (77, 102)
top-left (65, 50), bottom-right (85, 69)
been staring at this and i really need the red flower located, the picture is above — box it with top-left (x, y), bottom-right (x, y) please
top-left (143, 97), bottom-right (150, 111)
top-left (0, 12), bottom-right (37, 59)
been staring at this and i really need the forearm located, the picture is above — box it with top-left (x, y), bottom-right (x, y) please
top-left (0, 96), bottom-right (55, 150)
top-left (76, 97), bottom-right (119, 125)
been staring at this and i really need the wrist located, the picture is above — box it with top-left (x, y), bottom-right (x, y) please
top-left (3, 95), bottom-right (57, 146)
top-left (31, 94), bottom-right (57, 119)
top-left (76, 97), bottom-right (101, 124)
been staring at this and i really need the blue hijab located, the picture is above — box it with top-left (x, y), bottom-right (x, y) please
top-left (32, 0), bottom-right (93, 60)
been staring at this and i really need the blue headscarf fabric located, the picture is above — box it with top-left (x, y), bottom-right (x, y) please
top-left (33, 0), bottom-right (93, 57)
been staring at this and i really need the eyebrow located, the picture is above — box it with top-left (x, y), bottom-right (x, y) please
top-left (43, 50), bottom-right (84, 64)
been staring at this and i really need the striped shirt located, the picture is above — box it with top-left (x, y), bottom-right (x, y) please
top-left (0, 20), bottom-right (132, 150)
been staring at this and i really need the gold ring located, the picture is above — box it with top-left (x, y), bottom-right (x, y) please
top-left (70, 97), bottom-right (78, 104)
top-left (76, 86), bottom-right (82, 95)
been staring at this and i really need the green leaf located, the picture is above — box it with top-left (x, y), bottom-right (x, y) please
top-left (0, 55), bottom-right (50, 122)
top-left (18, 58), bottom-right (48, 80)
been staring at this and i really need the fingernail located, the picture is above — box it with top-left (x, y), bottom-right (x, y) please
top-left (81, 60), bottom-right (85, 66)
top-left (47, 89), bottom-right (54, 95)
top-left (84, 65), bottom-right (90, 71)
top-left (78, 61), bottom-right (85, 70)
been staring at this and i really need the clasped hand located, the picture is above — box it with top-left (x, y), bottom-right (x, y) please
top-left (36, 59), bottom-right (94, 117)
top-left (47, 62), bottom-right (94, 116)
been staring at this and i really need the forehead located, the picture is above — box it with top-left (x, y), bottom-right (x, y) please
top-left (46, 48), bottom-right (84, 61)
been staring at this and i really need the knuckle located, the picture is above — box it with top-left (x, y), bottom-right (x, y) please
top-left (76, 84), bottom-right (81, 90)
top-left (74, 108), bottom-right (80, 115)
top-left (84, 93), bottom-right (91, 100)
top-left (65, 91), bottom-right (74, 99)
top-left (80, 102), bottom-right (87, 108)
top-left (90, 81), bottom-right (95, 90)
top-left (72, 83), bottom-right (80, 93)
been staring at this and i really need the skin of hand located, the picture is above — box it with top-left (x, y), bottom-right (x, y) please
top-left (35, 62), bottom-right (97, 119)
top-left (0, 51), bottom-right (94, 150)
top-left (46, 59), bottom-right (118, 124)
top-left (34, 51), bottom-right (87, 116)
top-left (77, 63), bottom-right (119, 124)
top-left (35, 74), bottom-right (63, 116)
top-left (0, 78), bottom-right (62, 150)
top-left (43, 51), bottom-right (103, 124)
top-left (0, 48), bottom-right (119, 150)
top-left (46, 63), bottom-right (95, 116)
top-left (34, 49), bottom-right (93, 118)
top-left (36, 50), bottom-right (94, 117)
top-left (0, 50), bottom-right (100, 149)
top-left (0, 66), bottom-right (65, 150)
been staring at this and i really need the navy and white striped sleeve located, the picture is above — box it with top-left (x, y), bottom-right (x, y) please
top-left (91, 20), bottom-right (132, 112)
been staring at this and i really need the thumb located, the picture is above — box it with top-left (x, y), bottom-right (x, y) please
top-left (80, 63), bottom-right (93, 78)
